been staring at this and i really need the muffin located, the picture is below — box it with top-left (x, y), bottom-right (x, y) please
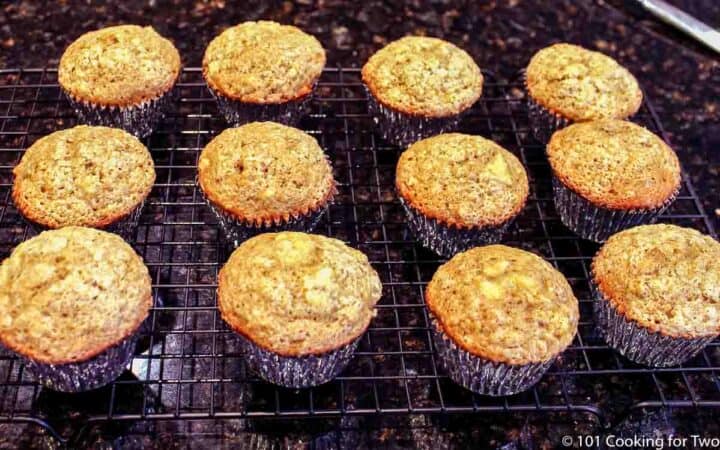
top-left (548, 120), bottom-right (680, 242)
top-left (59, 25), bottom-right (181, 137)
top-left (218, 232), bottom-right (382, 387)
top-left (396, 133), bottom-right (528, 257)
top-left (0, 227), bottom-right (152, 391)
top-left (12, 125), bottom-right (155, 239)
top-left (362, 36), bottom-right (483, 147)
top-left (426, 245), bottom-right (579, 395)
top-left (203, 21), bottom-right (325, 126)
top-left (592, 224), bottom-right (720, 367)
top-left (198, 122), bottom-right (336, 247)
top-left (525, 43), bottom-right (642, 142)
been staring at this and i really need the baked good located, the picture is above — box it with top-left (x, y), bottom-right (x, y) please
top-left (592, 224), bottom-right (720, 367)
top-left (202, 21), bottom-right (326, 125)
top-left (395, 133), bottom-right (528, 257)
top-left (197, 122), bottom-right (335, 246)
top-left (426, 245), bottom-right (578, 395)
top-left (525, 43), bottom-right (642, 142)
top-left (59, 25), bottom-right (181, 137)
top-left (0, 227), bottom-right (152, 391)
top-left (362, 36), bottom-right (483, 147)
top-left (218, 232), bottom-right (382, 387)
top-left (12, 125), bottom-right (155, 237)
top-left (547, 120), bottom-right (680, 242)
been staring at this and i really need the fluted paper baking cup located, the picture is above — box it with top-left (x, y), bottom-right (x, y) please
top-left (200, 188), bottom-right (329, 248)
top-left (523, 72), bottom-right (571, 144)
top-left (208, 86), bottom-right (313, 127)
top-left (429, 314), bottom-right (553, 396)
top-left (22, 334), bottom-right (139, 392)
top-left (592, 281), bottom-right (715, 367)
top-left (63, 87), bottom-right (176, 138)
top-left (400, 197), bottom-right (511, 258)
top-left (552, 176), bottom-right (676, 243)
top-left (238, 334), bottom-right (361, 388)
top-left (364, 85), bottom-right (463, 148)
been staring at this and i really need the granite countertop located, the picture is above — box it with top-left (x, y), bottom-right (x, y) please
top-left (1, 1), bottom-right (718, 448)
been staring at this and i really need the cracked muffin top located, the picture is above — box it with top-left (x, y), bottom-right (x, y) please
top-left (526, 43), bottom-right (642, 122)
top-left (203, 21), bottom-right (326, 103)
top-left (547, 120), bottom-right (680, 210)
top-left (197, 122), bottom-right (335, 226)
top-left (0, 227), bottom-right (152, 364)
top-left (593, 224), bottom-right (720, 338)
top-left (362, 36), bottom-right (483, 117)
top-left (59, 25), bottom-right (181, 106)
top-left (426, 245), bottom-right (579, 365)
top-left (218, 232), bottom-right (382, 356)
top-left (396, 133), bottom-right (528, 227)
top-left (13, 126), bottom-right (156, 229)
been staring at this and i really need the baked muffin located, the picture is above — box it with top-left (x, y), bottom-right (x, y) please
top-left (396, 133), bottom-right (528, 257)
top-left (362, 36), bottom-right (483, 147)
top-left (548, 120), bottom-right (680, 242)
top-left (218, 232), bottom-right (382, 387)
top-left (203, 21), bottom-right (326, 125)
top-left (427, 245), bottom-right (578, 395)
top-left (592, 224), bottom-right (720, 367)
top-left (0, 227), bottom-right (152, 391)
top-left (198, 122), bottom-right (335, 247)
top-left (12, 126), bottom-right (155, 239)
top-left (525, 43), bottom-right (642, 142)
top-left (59, 25), bottom-right (181, 137)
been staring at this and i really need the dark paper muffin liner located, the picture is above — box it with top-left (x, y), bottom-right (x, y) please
top-left (400, 197), bottom-right (512, 258)
top-left (22, 334), bottom-right (139, 392)
top-left (552, 176), bottom-right (676, 243)
top-left (364, 85), bottom-right (463, 148)
top-left (238, 334), bottom-right (361, 388)
top-left (592, 281), bottom-right (715, 367)
top-left (523, 71), bottom-right (571, 143)
top-left (200, 188), bottom-right (329, 248)
top-left (429, 314), bottom-right (554, 396)
top-left (63, 87), bottom-right (176, 138)
top-left (208, 85), bottom-right (314, 127)
top-left (19, 199), bottom-right (146, 242)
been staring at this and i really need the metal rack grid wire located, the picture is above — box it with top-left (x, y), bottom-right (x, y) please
top-left (0, 67), bottom-right (718, 434)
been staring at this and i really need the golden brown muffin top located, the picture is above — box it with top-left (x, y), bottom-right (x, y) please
top-left (396, 133), bottom-right (528, 227)
top-left (547, 120), bottom-right (680, 210)
top-left (0, 227), bottom-right (152, 364)
top-left (218, 232), bottom-right (382, 356)
top-left (593, 224), bottom-right (720, 338)
top-left (12, 126), bottom-right (156, 229)
top-left (526, 43), bottom-right (642, 122)
top-left (202, 21), bottom-right (326, 103)
top-left (362, 36), bottom-right (483, 117)
top-left (426, 245), bottom-right (579, 365)
top-left (197, 122), bottom-right (335, 225)
top-left (59, 25), bottom-right (181, 106)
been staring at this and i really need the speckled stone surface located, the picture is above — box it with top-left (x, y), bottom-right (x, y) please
top-left (0, 0), bottom-right (718, 448)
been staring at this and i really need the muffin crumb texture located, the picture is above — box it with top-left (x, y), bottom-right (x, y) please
top-left (396, 133), bottom-right (528, 227)
top-left (593, 224), bottom-right (720, 338)
top-left (548, 120), bottom-right (680, 210)
top-left (218, 232), bottom-right (382, 356)
top-left (526, 43), bottom-right (641, 122)
top-left (198, 122), bottom-right (335, 225)
top-left (59, 25), bottom-right (181, 106)
top-left (203, 21), bottom-right (325, 103)
top-left (362, 36), bottom-right (483, 117)
top-left (12, 125), bottom-right (156, 228)
top-left (0, 227), bottom-right (152, 364)
top-left (426, 245), bottom-right (579, 365)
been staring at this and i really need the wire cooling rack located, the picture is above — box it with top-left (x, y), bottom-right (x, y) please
top-left (0, 67), bottom-right (718, 442)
